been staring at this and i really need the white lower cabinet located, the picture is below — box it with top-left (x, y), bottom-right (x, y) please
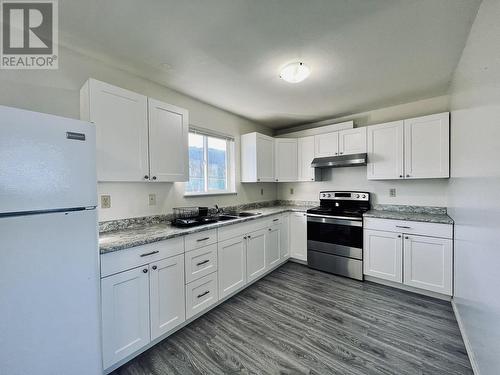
top-left (101, 266), bottom-right (150, 369)
top-left (363, 229), bottom-right (403, 282)
top-left (403, 235), bottom-right (452, 295)
top-left (290, 212), bottom-right (307, 261)
top-left (149, 255), bottom-right (186, 341)
top-left (266, 224), bottom-right (281, 269)
top-left (280, 213), bottom-right (290, 259)
top-left (246, 229), bottom-right (267, 283)
top-left (218, 236), bottom-right (247, 299)
top-left (363, 218), bottom-right (453, 296)
top-left (185, 272), bottom-right (218, 319)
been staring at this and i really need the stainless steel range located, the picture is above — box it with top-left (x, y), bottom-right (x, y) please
top-left (306, 191), bottom-right (370, 280)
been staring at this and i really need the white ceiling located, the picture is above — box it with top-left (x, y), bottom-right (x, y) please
top-left (60, 0), bottom-right (481, 129)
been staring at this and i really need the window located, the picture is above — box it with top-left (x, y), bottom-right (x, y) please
top-left (185, 131), bottom-right (235, 195)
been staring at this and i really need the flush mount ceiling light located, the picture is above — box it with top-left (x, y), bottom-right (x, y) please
top-left (279, 62), bottom-right (310, 83)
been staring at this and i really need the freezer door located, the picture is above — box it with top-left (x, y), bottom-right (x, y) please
top-left (0, 105), bottom-right (96, 214)
top-left (0, 209), bottom-right (102, 375)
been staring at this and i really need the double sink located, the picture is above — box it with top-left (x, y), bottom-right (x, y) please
top-left (217, 212), bottom-right (262, 221)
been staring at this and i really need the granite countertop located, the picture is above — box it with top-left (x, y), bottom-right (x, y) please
top-left (363, 209), bottom-right (454, 225)
top-left (99, 205), bottom-right (311, 254)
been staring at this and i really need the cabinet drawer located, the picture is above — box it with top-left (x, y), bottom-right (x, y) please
top-left (185, 244), bottom-right (218, 284)
top-left (363, 218), bottom-right (452, 239)
top-left (218, 218), bottom-right (268, 242)
top-left (101, 237), bottom-right (184, 277)
top-left (184, 229), bottom-right (217, 252)
top-left (185, 272), bottom-right (218, 319)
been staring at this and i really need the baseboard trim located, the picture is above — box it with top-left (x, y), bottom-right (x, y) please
top-left (451, 300), bottom-right (480, 375)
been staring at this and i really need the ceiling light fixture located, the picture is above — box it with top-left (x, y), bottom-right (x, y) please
top-left (279, 62), bottom-right (310, 83)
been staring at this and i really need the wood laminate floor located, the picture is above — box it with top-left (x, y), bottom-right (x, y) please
top-left (112, 262), bottom-right (472, 375)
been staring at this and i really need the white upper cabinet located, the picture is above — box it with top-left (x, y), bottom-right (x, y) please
top-left (367, 113), bottom-right (449, 180)
top-left (314, 131), bottom-right (339, 157)
top-left (241, 132), bottom-right (275, 182)
top-left (81, 79), bottom-right (149, 182)
top-left (274, 138), bottom-right (298, 182)
top-left (338, 127), bottom-right (367, 155)
top-left (80, 78), bottom-right (189, 182)
top-left (367, 121), bottom-right (404, 180)
top-left (297, 136), bottom-right (316, 182)
top-left (404, 113), bottom-right (449, 179)
top-left (148, 99), bottom-right (189, 182)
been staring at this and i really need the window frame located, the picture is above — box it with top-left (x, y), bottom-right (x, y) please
top-left (184, 130), bottom-right (236, 197)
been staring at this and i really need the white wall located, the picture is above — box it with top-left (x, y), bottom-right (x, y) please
top-left (0, 46), bottom-right (277, 221)
top-left (277, 96), bottom-right (450, 206)
top-left (447, 0), bottom-right (500, 373)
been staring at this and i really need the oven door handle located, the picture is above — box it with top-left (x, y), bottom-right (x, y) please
top-left (306, 214), bottom-right (363, 227)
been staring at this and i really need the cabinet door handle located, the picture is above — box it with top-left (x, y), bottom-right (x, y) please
top-left (144, 175), bottom-right (149, 180)
top-left (140, 250), bottom-right (159, 257)
top-left (197, 291), bottom-right (210, 299)
top-left (248, 235), bottom-right (251, 239)
top-left (406, 174), bottom-right (410, 178)
top-left (196, 237), bottom-right (210, 242)
top-left (268, 228), bottom-right (272, 232)
top-left (243, 236), bottom-right (247, 240)
top-left (398, 235), bottom-right (401, 238)
top-left (142, 268), bottom-right (148, 273)
top-left (396, 225), bottom-right (411, 229)
top-left (399, 175), bottom-right (403, 178)
top-left (196, 259), bottom-right (210, 266)
top-left (152, 176), bottom-right (157, 180)
top-left (273, 218), bottom-right (279, 222)
top-left (152, 265), bottom-right (157, 270)
top-left (405, 236), bottom-right (409, 240)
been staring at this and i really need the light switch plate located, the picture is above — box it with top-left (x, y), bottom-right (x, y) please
top-left (101, 195), bottom-right (111, 209)
top-left (148, 193), bottom-right (156, 206)
top-left (389, 188), bottom-right (396, 197)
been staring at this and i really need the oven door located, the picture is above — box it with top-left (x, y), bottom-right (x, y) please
top-left (307, 214), bottom-right (363, 259)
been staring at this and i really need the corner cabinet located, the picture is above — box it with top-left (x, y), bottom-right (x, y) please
top-left (367, 113), bottom-right (449, 180)
top-left (241, 132), bottom-right (275, 182)
top-left (80, 78), bottom-right (188, 182)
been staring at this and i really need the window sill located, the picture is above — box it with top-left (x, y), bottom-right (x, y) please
top-left (184, 191), bottom-right (237, 197)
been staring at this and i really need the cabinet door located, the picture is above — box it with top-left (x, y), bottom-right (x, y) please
top-left (314, 132), bottom-right (339, 157)
top-left (404, 113), bottom-right (449, 179)
top-left (363, 229), bottom-right (403, 282)
top-left (88, 79), bottom-right (149, 182)
top-left (367, 121), bottom-right (404, 180)
top-left (149, 255), bottom-right (186, 341)
top-left (148, 99), bottom-right (189, 182)
top-left (246, 229), bottom-right (267, 283)
top-left (101, 266), bottom-right (150, 369)
top-left (266, 224), bottom-right (281, 269)
top-left (403, 235), bottom-right (452, 295)
top-left (256, 134), bottom-right (275, 182)
top-left (280, 213), bottom-right (290, 259)
top-left (339, 128), bottom-right (367, 155)
top-left (275, 138), bottom-right (298, 182)
top-left (298, 136), bottom-right (316, 181)
top-left (290, 212), bottom-right (307, 261)
top-left (218, 236), bottom-right (247, 299)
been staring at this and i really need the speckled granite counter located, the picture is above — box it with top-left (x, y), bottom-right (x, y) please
top-left (99, 205), bottom-right (312, 254)
top-left (363, 204), bottom-right (454, 225)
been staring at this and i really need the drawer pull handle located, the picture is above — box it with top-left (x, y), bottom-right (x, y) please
top-left (273, 218), bottom-right (279, 222)
top-left (396, 225), bottom-right (411, 229)
top-left (196, 259), bottom-right (210, 266)
top-left (140, 250), bottom-right (159, 257)
top-left (197, 291), bottom-right (210, 299)
top-left (197, 237), bottom-right (210, 242)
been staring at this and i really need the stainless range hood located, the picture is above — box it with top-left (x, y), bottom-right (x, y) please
top-left (311, 153), bottom-right (367, 169)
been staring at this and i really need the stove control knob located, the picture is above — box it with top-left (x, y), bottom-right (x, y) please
top-left (355, 194), bottom-right (360, 198)
top-left (327, 194), bottom-right (331, 198)
top-left (362, 194), bottom-right (366, 199)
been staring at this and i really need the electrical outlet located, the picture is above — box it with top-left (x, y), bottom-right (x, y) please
top-left (389, 188), bottom-right (396, 197)
top-left (101, 195), bottom-right (111, 209)
top-left (148, 193), bottom-right (156, 206)
top-left (290, 188), bottom-right (294, 195)
top-left (260, 188), bottom-right (264, 196)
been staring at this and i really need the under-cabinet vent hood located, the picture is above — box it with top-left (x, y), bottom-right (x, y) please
top-left (311, 153), bottom-right (367, 169)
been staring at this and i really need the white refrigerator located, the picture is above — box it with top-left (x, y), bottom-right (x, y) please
top-left (0, 105), bottom-right (102, 375)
